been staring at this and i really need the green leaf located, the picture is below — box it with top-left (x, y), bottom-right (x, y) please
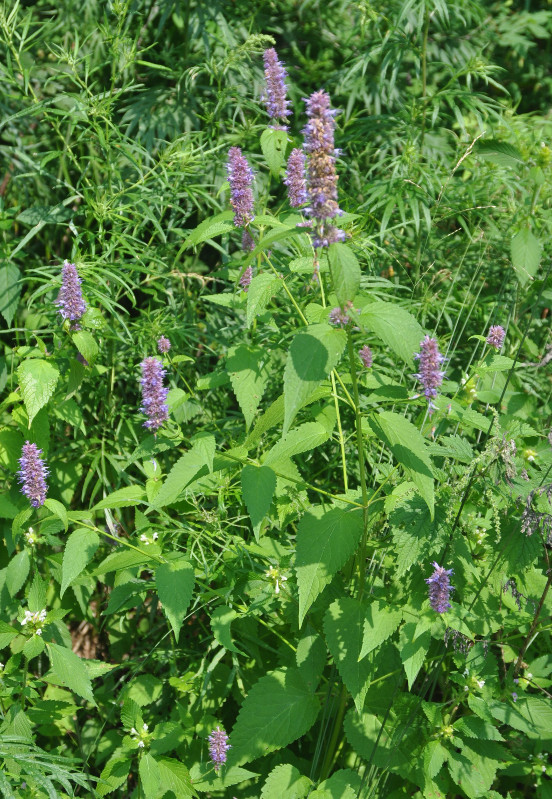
top-left (0, 264), bottom-right (21, 327)
top-left (369, 411), bottom-right (434, 517)
top-left (296, 507), bottom-right (363, 626)
top-left (151, 437), bottom-right (214, 509)
top-left (390, 496), bottom-right (448, 575)
top-left (97, 757), bottom-right (132, 797)
top-left (61, 528), bottom-right (99, 597)
top-left (93, 548), bottom-right (150, 576)
top-left (0, 621), bottom-right (19, 649)
top-left (359, 601), bottom-right (403, 660)
top-left (47, 642), bottom-right (95, 704)
top-left (17, 359), bottom-right (60, 425)
top-left (155, 555), bottom-right (195, 641)
top-left (53, 398), bottom-right (85, 433)
top-left (184, 211), bottom-right (234, 248)
top-left (157, 758), bottom-right (195, 798)
top-left (72, 330), bottom-right (98, 365)
top-left (241, 464), bottom-right (276, 539)
top-left (211, 605), bottom-right (241, 653)
top-left (328, 243), bottom-right (361, 305)
top-left (93, 485), bottom-right (147, 510)
top-left (400, 621), bottom-right (431, 689)
top-left (6, 549), bottom-right (30, 596)
top-left (261, 128), bottom-right (288, 177)
top-left (324, 598), bottom-right (372, 713)
top-left (227, 345), bottom-right (269, 429)
top-left (229, 667), bottom-right (319, 766)
top-left (488, 696), bottom-right (552, 739)
top-left (423, 740), bottom-right (448, 780)
top-left (511, 227), bottom-right (541, 286)
top-left (246, 273), bottom-right (282, 327)
top-left (476, 139), bottom-right (524, 168)
top-left (0, 428), bottom-right (24, 471)
top-left (139, 753), bottom-right (162, 799)
top-left (447, 747), bottom-right (498, 799)
top-left (296, 628), bottom-right (326, 693)
top-left (263, 421), bottom-right (330, 466)
top-left (44, 498), bottom-right (68, 531)
top-left (315, 770), bottom-right (361, 799)
top-left (359, 302), bottom-right (425, 366)
top-left (344, 709), bottom-right (410, 770)
top-left (283, 324), bottom-right (346, 433)
top-left (261, 764), bottom-right (312, 799)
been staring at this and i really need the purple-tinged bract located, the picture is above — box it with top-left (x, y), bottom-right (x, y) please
top-left (262, 48), bottom-right (291, 126)
top-left (284, 148), bottom-right (308, 207)
top-left (359, 345), bottom-right (373, 368)
top-left (157, 336), bottom-right (171, 355)
top-left (227, 147), bottom-right (254, 227)
top-left (414, 335), bottom-right (445, 413)
top-left (240, 265), bottom-right (253, 292)
top-left (486, 325), bottom-right (505, 350)
top-left (140, 357), bottom-right (169, 431)
top-left (426, 562), bottom-right (454, 613)
top-left (55, 261), bottom-right (87, 322)
top-left (18, 441), bottom-right (48, 508)
top-left (208, 726), bottom-right (230, 773)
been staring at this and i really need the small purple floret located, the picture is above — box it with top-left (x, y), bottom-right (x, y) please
top-left (240, 266), bottom-right (253, 292)
top-left (208, 726), bottom-right (230, 773)
top-left (284, 148), bottom-right (308, 207)
top-left (486, 325), bottom-right (505, 350)
top-left (157, 336), bottom-right (171, 355)
top-left (359, 346), bottom-right (373, 368)
top-left (227, 147), bottom-right (254, 228)
top-left (140, 357), bottom-right (169, 431)
top-left (55, 261), bottom-right (87, 322)
top-left (18, 441), bottom-right (48, 508)
top-left (262, 48), bottom-right (291, 126)
top-left (414, 335), bottom-right (445, 414)
top-left (329, 301), bottom-right (354, 327)
top-left (426, 562), bottom-right (454, 613)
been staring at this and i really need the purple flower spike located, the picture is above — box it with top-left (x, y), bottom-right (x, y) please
top-left (284, 148), bottom-right (308, 207)
top-left (486, 325), bottom-right (505, 350)
top-left (18, 442), bottom-right (48, 508)
top-left (359, 346), bottom-right (373, 368)
top-left (208, 726), bottom-right (230, 773)
top-left (414, 335), bottom-right (445, 414)
top-left (140, 357), bottom-right (169, 431)
top-left (242, 228), bottom-right (255, 252)
top-left (240, 266), bottom-right (253, 292)
top-left (227, 147), bottom-right (254, 228)
top-left (262, 48), bottom-right (291, 127)
top-left (157, 336), bottom-right (171, 355)
top-left (55, 261), bottom-right (87, 322)
top-left (329, 301), bottom-right (354, 327)
top-left (426, 562), bottom-right (454, 613)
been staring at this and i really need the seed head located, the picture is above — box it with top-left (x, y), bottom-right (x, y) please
top-left (262, 48), bottom-right (291, 126)
top-left (426, 562), bottom-right (454, 613)
top-left (55, 261), bottom-right (87, 322)
top-left (227, 147), bottom-right (254, 227)
top-left (208, 726), bottom-right (230, 772)
top-left (18, 442), bottom-right (48, 508)
top-left (486, 325), bottom-right (505, 350)
top-left (140, 357), bottom-right (169, 431)
top-left (414, 336), bottom-right (445, 414)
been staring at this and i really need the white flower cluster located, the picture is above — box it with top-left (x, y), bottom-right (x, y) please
top-left (130, 723), bottom-right (149, 748)
top-left (21, 609), bottom-right (47, 635)
top-left (25, 527), bottom-right (36, 546)
top-left (139, 533), bottom-right (159, 545)
top-left (265, 566), bottom-right (287, 595)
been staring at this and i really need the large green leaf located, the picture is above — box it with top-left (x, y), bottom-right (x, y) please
top-left (296, 507), bottom-right (363, 625)
top-left (227, 345), bottom-right (270, 429)
top-left (246, 273), bottom-right (282, 327)
top-left (399, 621), bottom-right (431, 689)
top-left (93, 486), bottom-right (147, 510)
top-left (6, 549), bottom-right (30, 597)
top-left (156, 758), bottom-right (195, 798)
top-left (229, 667), bottom-right (319, 766)
top-left (261, 128), bottom-right (288, 177)
top-left (325, 598), bottom-right (372, 713)
top-left (390, 496), bottom-right (448, 576)
top-left (359, 601), bottom-right (403, 660)
top-left (61, 528), bottom-right (99, 597)
top-left (261, 764), bottom-right (311, 799)
top-left (152, 436), bottom-right (215, 508)
top-left (17, 359), bottom-right (60, 425)
top-left (241, 464), bottom-right (276, 539)
top-left (0, 264), bottom-right (21, 327)
top-left (155, 555), bottom-right (195, 641)
top-left (511, 227), bottom-right (541, 286)
top-left (263, 421), bottom-right (330, 466)
top-left (359, 302), bottom-right (425, 366)
top-left (283, 324), bottom-right (346, 433)
top-left (488, 696), bottom-right (552, 740)
top-left (47, 643), bottom-right (95, 704)
top-left (184, 211), bottom-right (234, 248)
top-left (97, 757), bottom-right (132, 797)
top-left (369, 411), bottom-right (434, 517)
top-left (328, 243), bottom-right (361, 306)
top-left (139, 753), bottom-right (162, 799)
top-left (476, 139), bottom-right (524, 168)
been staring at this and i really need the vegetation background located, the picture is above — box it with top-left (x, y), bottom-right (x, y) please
top-left (0, 0), bottom-right (551, 797)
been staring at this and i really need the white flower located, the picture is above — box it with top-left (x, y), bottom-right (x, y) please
top-left (138, 740), bottom-right (145, 748)
top-left (476, 679), bottom-right (485, 689)
top-left (143, 723), bottom-right (148, 731)
top-left (140, 534), bottom-right (149, 543)
top-left (152, 533), bottom-right (158, 541)
top-left (265, 566), bottom-right (288, 594)
top-left (36, 628), bottom-right (42, 636)
top-left (130, 727), bottom-right (137, 735)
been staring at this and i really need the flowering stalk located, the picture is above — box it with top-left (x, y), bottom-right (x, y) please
top-left (18, 442), bottom-right (48, 508)
top-left (426, 562), bottom-right (454, 613)
top-left (359, 345), bottom-right (373, 368)
top-left (227, 147), bottom-right (254, 228)
top-left (208, 726), bottom-right (230, 772)
top-left (486, 325), bottom-right (505, 350)
top-left (413, 335), bottom-right (445, 414)
top-left (262, 48), bottom-right (291, 128)
top-left (55, 260), bottom-right (87, 322)
top-left (284, 148), bottom-right (308, 207)
top-left (140, 357), bottom-right (169, 431)
top-left (157, 336), bottom-right (171, 355)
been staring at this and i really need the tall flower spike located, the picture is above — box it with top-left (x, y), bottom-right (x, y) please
top-left (262, 48), bottom-right (291, 127)
top-left (240, 265), bottom-right (253, 292)
top-left (426, 562), bottom-right (454, 613)
top-left (486, 325), bottom-right (505, 350)
top-left (140, 357), bottom-right (169, 431)
top-left (413, 335), bottom-right (445, 414)
top-left (55, 261), bottom-right (87, 322)
top-left (208, 726), bottom-right (231, 773)
top-left (302, 89), bottom-right (345, 247)
top-left (157, 336), bottom-right (171, 355)
top-left (284, 148), bottom-right (308, 207)
top-left (359, 345), bottom-right (373, 368)
top-left (227, 147), bottom-right (254, 228)
top-left (18, 441), bottom-right (48, 508)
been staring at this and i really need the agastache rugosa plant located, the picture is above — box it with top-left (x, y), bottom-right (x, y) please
top-left (262, 47), bottom-right (291, 129)
top-left (139, 357), bottom-right (169, 431)
top-left (414, 335), bottom-right (446, 413)
top-left (18, 442), bottom-right (48, 508)
top-left (55, 260), bottom-right (86, 323)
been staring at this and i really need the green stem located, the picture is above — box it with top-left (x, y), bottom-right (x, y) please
top-left (319, 685), bottom-right (348, 780)
top-left (420, 4), bottom-right (430, 153)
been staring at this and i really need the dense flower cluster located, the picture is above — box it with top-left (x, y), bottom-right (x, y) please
top-left (241, 228), bottom-right (255, 252)
top-left (426, 563), bottom-right (454, 613)
top-left (140, 357), bottom-right (169, 431)
top-left (55, 260), bottom-right (87, 322)
top-left (486, 325), bottom-right (505, 350)
top-left (303, 89), bottom-right (345, 247)
top-left (284, 148), bottom-right (308, 207)
top-left (240, 266), bottom-right (253, 292)
top-left (227, 147), bottom-right (254, 227)
top-left (21, 608), bottom-right (47, 635)
top-left (18, 442), bottom-right (48, 508)
top-left (414, 335), bottom-right (445, 413)
top-left (157, 336), bottom-right (171, 354)
top-left (359, 345), bottom-right (373, 368)
top-left (262, 48), bottom-right (290, 127)
top-left (329, 301), bottom-right (354, 327)
top-left (208, 726), bottom-right (230, 772)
